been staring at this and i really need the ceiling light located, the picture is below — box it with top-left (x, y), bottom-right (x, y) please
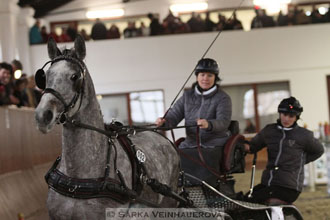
top-left (170, 2), bottom-right (208, 13)
top-left (86, 9), bottom-right (124, 19)
top-left (253, 0), bottom-right (291, 15)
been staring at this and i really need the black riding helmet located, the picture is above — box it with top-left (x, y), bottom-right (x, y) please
top-left (195, 58), bottom-right (219, 74)
top-left (278, 96), bottom-right (303, 119)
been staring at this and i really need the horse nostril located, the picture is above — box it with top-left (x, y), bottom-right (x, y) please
top-left (43, 110), bottom-right (54, 124)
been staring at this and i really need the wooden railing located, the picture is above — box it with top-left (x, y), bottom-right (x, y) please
top-left (0, 106), bottom-right (61, 175)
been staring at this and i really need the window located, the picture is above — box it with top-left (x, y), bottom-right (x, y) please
top-left (222, 81), bottom-right (290, 133)
top-left (97, 90), bottom-right (164, 126)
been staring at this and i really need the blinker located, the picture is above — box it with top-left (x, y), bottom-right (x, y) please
top-left (35, 68), bottom-right (46, 90)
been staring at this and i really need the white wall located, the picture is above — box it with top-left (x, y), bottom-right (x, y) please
top-left (29, 23), bottom-right (330, 130)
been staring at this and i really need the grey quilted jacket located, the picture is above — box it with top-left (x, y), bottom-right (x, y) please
top-left (250, 123), bottom-right (324, 192)
top-left (165, 85), bottom-right (232, 148)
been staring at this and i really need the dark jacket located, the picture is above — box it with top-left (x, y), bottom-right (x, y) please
top-left (165, 85), bottom-right (232, 148)
top-left (250, 123), bottom-right (324, 192)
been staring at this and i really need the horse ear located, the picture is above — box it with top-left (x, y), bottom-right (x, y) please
top-left (47, 37), bottom-right (61, 60)
top-left (74, 35), bottom-right (86, 60)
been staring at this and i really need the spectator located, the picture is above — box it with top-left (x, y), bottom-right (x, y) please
top-left (227, 12), bottom-right (243, 30)
top-left (67, 23), bottom-right (78, 41)
top-left (26, 75), bottom-right (40, 107)
top-left (311, 6), bottom-right (325, 24)
top-left (80, 29), bottom-right (90, 41)
top-left (244, 119), bottom-right (256, 134)
top-left (138, 22), bottom-right (150, 36)
top-left (204, 12), bottom-right (216, 32)
top-left (107, 24), bottom-right (121, 39)
top-left (174, 18), bottom-right (190, 34)
top-left (91, 18), bottom-right (107, 40)
top-left (123, 21), bottom-right (139, 38)
top-left (48, 26), bottom-right (60, 42)
top-left (58, 27), bottom-right (71, 42)
top-left (251, 9), bottom-right (263, 29)
top-left (40, 26), bottom-right (49, 43)
top-left (29, 20), bottom-right (43, 44)
top-left (147, 13), bottom-right (162, 36)
top-left (187, 12), bottom-right (205, 32)
top-left (277, 10), bottom-right (289, 26)
top-left (163, 10), bottom-right (179, 34)
top-left (295, 9), bottom-right (310, 25)
top-left (13, 77), bottom-right (28, 107)
top-left (260, 9), bottom-right (275, 27)
top-left (216, 13), bottom-right (227, 30)
top-left (0, 62), bottom-right (19, 105)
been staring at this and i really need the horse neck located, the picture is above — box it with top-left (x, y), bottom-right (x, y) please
top-left (60, 76), bottom-right (109, 179)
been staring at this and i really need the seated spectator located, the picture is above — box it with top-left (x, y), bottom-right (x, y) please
top-left (41, 26), bottom-right (49, 43)
top-left (123, 21), bottom-right (139, 38)
top-left (107, 24), bottom-right (121, 39)
top-left (147, 13), bottom-right (163, 36)
top-left (80, 29), bottom-right (90, 41)
top-left (29, 20), bottom-right (43, 44)
top-left (13, 77), bottom-right (28, 107)
top-left (26, 75), bottom-right (39, 107)
top-left (91, 18), bottom-right (107, 40)
top-left (0, 62), bottom-right (19, 105)
top-left (260, 9), bottom-right (275, 27)
top-left (277, 10), bottom-right (289, 26)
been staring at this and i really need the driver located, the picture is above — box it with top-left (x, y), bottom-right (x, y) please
top-left (155, 58), bottom-right (232, 149)
top-left (245, 97), bottom-right (324, 204)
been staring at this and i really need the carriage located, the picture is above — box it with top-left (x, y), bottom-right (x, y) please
top-left (34, 35), bottom-right (303, 220)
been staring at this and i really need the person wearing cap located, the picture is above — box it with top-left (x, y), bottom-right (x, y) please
top-left (155, 58), bottom-right (232, 149)
top-left (244, 96), bottom-right (324, 204)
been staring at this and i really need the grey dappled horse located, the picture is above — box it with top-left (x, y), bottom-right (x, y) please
top-left (35, 36), bottom-right (180, 219)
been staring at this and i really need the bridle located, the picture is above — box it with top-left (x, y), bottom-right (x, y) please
top-left (35, 55), bottom-right (86, 124)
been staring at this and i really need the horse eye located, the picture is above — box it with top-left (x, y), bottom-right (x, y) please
top-left (70, 74), bottom-right (79, 81)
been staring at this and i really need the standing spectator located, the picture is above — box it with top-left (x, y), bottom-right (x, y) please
top-left (277, 10), bottom-right (289, 26)
top-left (148, 13), bottom-right (162, 36)
top-left (187, 12), bottom-right (204, 32)
top-left (48, 26), bottom-right (60, 42)
top-left (58, 27), bottom-right (71, 42)
top-left (244, 119), bottom-right (256, 134)
top-left (216, 13), bottom-right (227, 30)
top-left (80, 29), bottom-right (90, 41)
top-left (251, 9), bottom-right (263, 29)
top-left (67, 23), bottom-right (78, 41)
top-left (0, 62), bottom-right (19, 105)
top-left (204, 12), bottom-right (216, 32)
top-left (295, 9), bottom-right (311, 25)
top-left (227, 12), bottom-right (243, 30)
top-left (138, 22), bottom-right (150, 36)
top-left (123, 21), bottom-right (139, 38)
top-left (107, 24), bottom-right (121, 39)
top-left (41, 26), bottom-right (49, 43)
top-left (91, 18), bottom-right (107, 40)
top-left (29, 20), bottom-right (43, 44)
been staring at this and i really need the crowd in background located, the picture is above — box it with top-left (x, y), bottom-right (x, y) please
top-left (0, 60), bottom-right (41, 108)
top-left (29, 4), bottom-right (330, 44)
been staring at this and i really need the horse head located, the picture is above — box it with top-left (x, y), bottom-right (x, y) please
top-left (35, 35), bottom-right (89, 133)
